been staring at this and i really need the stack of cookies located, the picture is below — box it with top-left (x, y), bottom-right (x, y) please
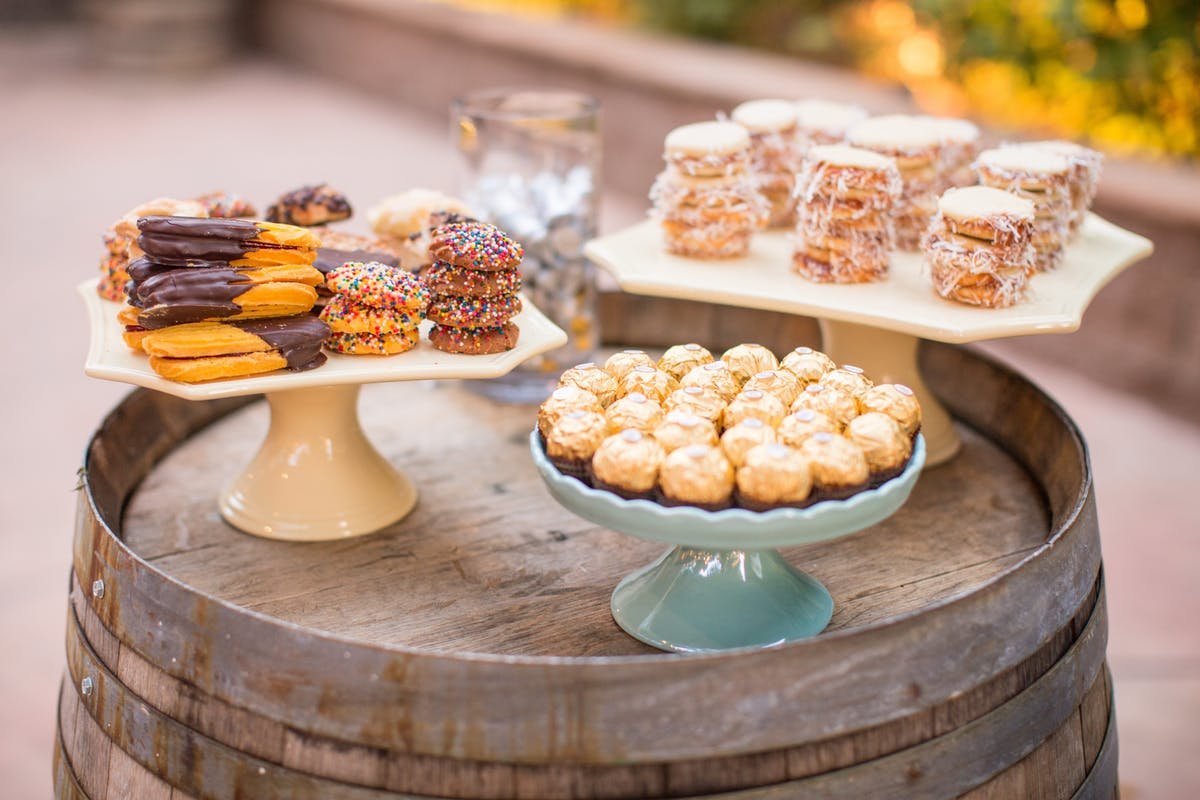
top-left (923, 186), bottom-right (1036, 308)
top-left (1017, 141), bottom-right (1103, 239)
top-left (649, 121), bottom-right (767, 258)
top-left (121, 216), bottom-right (328, 382)
top-left (320, 262), bottom-right (429, 355)
top-left (793, 99), bottom-right (868, 153)
top-left (97, 197), bottom-right (207, 302)
top-left (927, 117), bottom-right (981, 190)
top-left (730, 99), bottom-right (802, 228)
top-left (846, 114), bottom-right (947, 250)
top-left (974, 146), bottom-right (1073, 271)
top-left (538, 343), bottom-right (922, 511)
top-left (425, 221), bottom-right (524, 355)
top-left (793, 144), bottom-right (902, 283)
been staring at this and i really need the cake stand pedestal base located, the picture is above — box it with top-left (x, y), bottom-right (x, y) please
top-left (819, 318), bottom-right (960, 466)
top-left (610, 547), bottom-right (834, 653)
top-left (218, 384), bottom-right (417, 541)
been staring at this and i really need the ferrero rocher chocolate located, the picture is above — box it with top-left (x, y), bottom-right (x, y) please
top-left (653, 410), bottom-right (719, 453)
top-left (791, 383), bottom-right (859, 429)
top-left (799, 432), bottom-right (869, 495)
top-left (743, 369), bottom-right (802, 406)
top-left (592, 428), bottom-right (666, 497)
top-left (780, 346), bottom-right (837, 384)
top-left (858, 383), bottom-right (922, 437)
top-left (665, 385), bottom-right (727, 426)
top-left (846, 412), bottom-right (911, 477)
top-left (538, 385), bottom-right (602, 437)
top-left (657, 342), bottom-right (714, 381)
top-left (659, 444), bottom-right (735, 508)
top-left (720, 417), bottom-right (777, 467)
top-left (680, 360), bottom-right (741, 402)
top-left (819, 365), bottom-right (874, 399)
top-left (721, 343), bottom-right (779, 384)
top-left (736, 443), bottom-right (813, 506)
top-left (605, 391), bottom-right (665, 435)
top-left (722, 389), bottom-right (787, 429)
top-left (620, 365), bottom-right (680, 403)
top-left (558, 362), bottom-right (619, 407)
top-left (777, 408), bottom-right (839, 447)
top-left (545, 410), bottom-right (609, 463)
top-left (603, 349), bottom-right (655, 383)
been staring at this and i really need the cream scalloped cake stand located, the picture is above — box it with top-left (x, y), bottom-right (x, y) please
top-left (80, 279), bottom-right (567, 541)
top-left (585, 214), bottom-right (1153, 466)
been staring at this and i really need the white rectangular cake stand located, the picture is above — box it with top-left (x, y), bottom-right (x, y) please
top-left (585, 214), bottom-right (1153, 466)
top-left (80, 279), bottom-right (567, 541)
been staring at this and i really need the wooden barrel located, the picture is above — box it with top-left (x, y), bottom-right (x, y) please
top-left (58, 343), bottom-right (1116, 799)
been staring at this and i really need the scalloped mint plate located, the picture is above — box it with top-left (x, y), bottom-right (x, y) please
top-left (530, 431), bottom-right (926, 652)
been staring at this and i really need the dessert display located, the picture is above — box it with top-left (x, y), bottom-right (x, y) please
top-left (649, 121), bottom-right (767, 258)
top-left (425, 221), bottom-right (524, 354)
top-left (266, 183), bottom-right (353, 227)
top-left (1019, 140), bottom-right (1104, 238)
top-left (320, 261), bottom-right (429, 355)
top-left (537, 343), bottom-right (923, 511)
top-left (730, 99), bottom-right (802, 227)
top-left (922, 185), bottom-right (1036, 308)
top-left (96, 197), bottom-right (208, 301)
top-left (793, 144), bottom-right (902, 283)
top-left (974, 145), bottom-right (1072, 271)
top-left (368, 188), bottom-right (476, 269)
top-left (846, 114), bottom-right (946, 250)
top-left (793, 98), bottom-right (868, 152)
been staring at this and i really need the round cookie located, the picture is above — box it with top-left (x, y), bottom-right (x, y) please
top-left (429, 222), bottom-right (523, 271)
top-left (325, 262), bottom-right (429, 311)
top-left (428, 322), bottom-right (520, 355)
top-left (320, 296), bottom-right (423, 335)
top-left (427, 293), bottom-right (522, 328)
top-left (266, 183), bottom-right (352, 226)
top-left (423, 262), bottom-right (522, 298)
top-left (325, 329), bottom-right (419, 356)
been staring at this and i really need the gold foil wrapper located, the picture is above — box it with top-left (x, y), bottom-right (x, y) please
top-left (680, 360), bottom-right (741, 402)
top-left (558, 363), bottom-right (619, 407)
top-left (665, 386), bottom-right (727, 425)
top-left (736, 443), bottom-right (813, 504)
top-left (660, 444), bottom-right (735, 506)
top-left (780, 346), bottom-right (837, 384)
top-left (619, 365), bottom-right (680, 403)
top-left (603, 349), bottom-right (655, 383)
top-left (657, 343), bottom-right (714, 381)
top-left (605, 392), bottom-right (665, 435)
top-left (537, 385), bottom-right (602, 437)
top-left (777, 408), bottom-right (839, 447)
top-left (858, 383), bottom-right (922, 437)
top-left (592, 429), bottom-right (665, 493)
top-left (545, 410), bottom-right (609, 462)
top-left (721, 343), bottom-right (779, 384)
top-left (653, 411), bottom-right (719, 453)
top-left (791, 384), bottom-right (859, 429)
top-left (722, 389), bottom-right (787, 429)
top-left (743, 369), bottom-right (802, 406)
top-left (819, 365), bottom-right (874, 399)
top-left (799, 432), bottom-right (869, 490)
top-left (846, 412), bottom-right (911, 474)
top-left (720, 418), bottom-right (777, 468)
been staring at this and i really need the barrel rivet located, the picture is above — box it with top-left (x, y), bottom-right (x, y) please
top-left (91, 579), bottom-right (105, 599)
top-left (81, 676), bottom-right (94, 697)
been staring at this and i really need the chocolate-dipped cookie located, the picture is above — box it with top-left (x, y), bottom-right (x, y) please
top-left (266, 183), bottom-right (352, 227)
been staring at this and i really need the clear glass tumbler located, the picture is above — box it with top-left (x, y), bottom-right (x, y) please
top-left (452, 88), bottom-right (601, 404)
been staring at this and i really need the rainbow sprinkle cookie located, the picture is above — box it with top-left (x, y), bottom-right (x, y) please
top-left (428, 322), bottom-right (520, 355)
top-left (429, 222), bottom-right (524, 271)
top-left (325, 261), bottom-right (429, 311)
top-left (319, 295), bottom-right (423, 335)
top-left (427, 293), bottom-right (522, 328)
top-left (423, 261), bottom-right (522, 298)
top-left (325, 329), bottom-right (419, 356)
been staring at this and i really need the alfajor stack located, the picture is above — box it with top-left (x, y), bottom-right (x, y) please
top-left (1018, 141), bottom-right (1103, 238)
top-left (923, 186), bottom-right (1036, 308)
top-left (846, 114), bottom-right (948, 251)
top-left (731, 99), bottom-right (803, 227)
top-left (927, 117), bottom-right (981, 190)
top-left (974, 145), bottom-right (1073, 270)
top-left (793, 99), bottom-right (868, 153)
top-left (793, 144), bottom-right (901, 283)
top-left (649, 121), bottom-right (767, 258)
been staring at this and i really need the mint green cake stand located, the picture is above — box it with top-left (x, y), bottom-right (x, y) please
top-left (530, 431), bottom-right (926, 653)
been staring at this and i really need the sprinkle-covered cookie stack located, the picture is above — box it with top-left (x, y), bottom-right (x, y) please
top-left (425, 221), bottom-right (524, 355)
top-left (320, 262), bottom-right (429, 355)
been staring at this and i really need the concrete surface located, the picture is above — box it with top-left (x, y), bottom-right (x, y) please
top-left (0, 28), bottom-right (1196, 799)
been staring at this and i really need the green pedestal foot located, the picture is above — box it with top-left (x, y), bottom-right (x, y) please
top-left (610, 547), bottom-right (834, 653)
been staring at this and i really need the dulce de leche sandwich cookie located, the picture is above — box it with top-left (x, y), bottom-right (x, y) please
top-left (266, 183), bottom-right (352, 227)
top-left (137, 216), bottom-right (320, 268)
top-left (426, 294), bottom-right (522, 329)
top-left (422, 262), bottom-right (521, 298)
top-left (428, 322), bottom-right (519, 355)
top-left (139, 316), bottom-right (330, 383)
top-left (429, 222), bottom-right (524, 271)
